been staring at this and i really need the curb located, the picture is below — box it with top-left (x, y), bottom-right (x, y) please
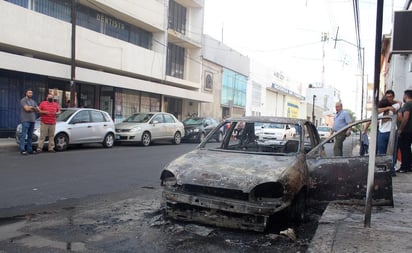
top-left (0, 138), bottom-right (19, 153)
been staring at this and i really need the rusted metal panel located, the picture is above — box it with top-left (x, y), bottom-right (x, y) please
top-left (160, 116), bottom-right (394, 232)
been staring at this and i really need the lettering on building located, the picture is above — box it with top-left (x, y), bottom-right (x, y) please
top-left (97, 13), bottom-right (125, 30)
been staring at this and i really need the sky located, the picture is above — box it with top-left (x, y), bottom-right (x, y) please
top-left (203, 0), bottom-right (406, 117)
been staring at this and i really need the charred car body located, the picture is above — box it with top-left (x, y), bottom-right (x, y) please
top-left (160, 116), bottom-right (394, 232)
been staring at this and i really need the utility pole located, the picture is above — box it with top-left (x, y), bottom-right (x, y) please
top-left (360, 47), bottom-right (365, 120)
top-left (365, 0), bottom-right (384, 228)
top-left (321, 32), bottom-right (328, 88)
top-left (70, 0), bottom-right (77, 107)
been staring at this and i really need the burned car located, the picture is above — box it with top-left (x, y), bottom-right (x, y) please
top-left (160, 116), bottom-right (394, 232)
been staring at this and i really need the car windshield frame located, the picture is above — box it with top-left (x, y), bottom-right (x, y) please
top-left (183, 118), bottom-right (205, 125)
top-left (123, 113), bottom-right (154, 123)
top-left (56, 109), bottom-right (77, 122)
top-left (201, 119), bottom-right (303, 156)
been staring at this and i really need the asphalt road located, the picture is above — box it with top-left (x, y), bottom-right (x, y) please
top-left (0, 142), bottom-right (198, 211)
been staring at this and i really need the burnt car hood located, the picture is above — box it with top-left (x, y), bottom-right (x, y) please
top-left (165, 149), bottom-right (296, 192)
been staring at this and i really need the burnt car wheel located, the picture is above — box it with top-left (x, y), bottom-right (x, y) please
top-left (172, 131), bottom-right (182, 145)
top-left (141, 132), bottom-right (151, 146)
top-left (289, 190), bottom-right (306, 224)
top-left (54, 133), bottom-right (69, 151)
top-left (103, 133), bottom-right (114, 148)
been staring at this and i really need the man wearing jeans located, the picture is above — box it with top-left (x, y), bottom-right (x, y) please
top-left (19, 89), bottom-right (39, 155)
top-left (333, 102), bottom-right (352, 156)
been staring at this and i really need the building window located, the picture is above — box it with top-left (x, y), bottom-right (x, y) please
top-left (221, 69), bottom-right (247, 108)
top-left (168, 0), bottom-right (186, 34)
top-left (166, 43), bottom-right (185, 79)
top-left (8, 0), bottom-right (152, 49)
top-left (33, 0), bottom-right (71, 22)
top-left (204, 71), bottom-right (213, 91)
top-left (6, 0), bottom-right (28, 7)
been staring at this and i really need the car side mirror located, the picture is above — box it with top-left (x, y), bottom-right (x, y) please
top-left (152, 120), bottom-right (159, 124)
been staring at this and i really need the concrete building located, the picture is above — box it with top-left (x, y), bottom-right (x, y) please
top-left (200, 35), bottom-right (250, 120)
top-left (0, 0), bottom-right (211, 137)
top-left (246, 59), bottom-right (307, 119)
top-left (306, 85), bottom-right (341, 126)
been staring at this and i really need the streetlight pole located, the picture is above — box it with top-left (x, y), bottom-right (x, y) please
top-left (360, 47), bottom-right (365, 120)
top-left (312, 95), bottom-right (316, 125)
top-left (70, 0), bottom-right (77, 107)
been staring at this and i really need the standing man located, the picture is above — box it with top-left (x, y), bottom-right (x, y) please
top-left (333, 102), bottom-right (352, 156)
top-left (19, 89), bottom-right (39, 155)
top-left (36, 93), bottom-right (60, 153)
top-left (397, 88), bottom-right (412, 173)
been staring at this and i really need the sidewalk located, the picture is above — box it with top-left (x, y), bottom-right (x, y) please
top-left (0, 137), bottom-right (18, 152)
top-left (308, 172), bottom-right (412, 252)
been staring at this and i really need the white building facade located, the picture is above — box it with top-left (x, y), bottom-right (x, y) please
top-left (0, 0), bottom-right (210, 136)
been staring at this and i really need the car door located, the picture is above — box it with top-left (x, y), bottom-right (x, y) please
top-left (163, 114), bottom-right (177, 138)
top-left (306, 119), bottom-right (394, 206)
top-left (150, 114), bottom-right (166, 140)
top-left (89, 110), bottom-right (109, 142)
top-left (68, 110), bottom-right (93, 143)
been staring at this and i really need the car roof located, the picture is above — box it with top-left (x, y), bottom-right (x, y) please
top-left (223, 116), bottom-right (311, 125)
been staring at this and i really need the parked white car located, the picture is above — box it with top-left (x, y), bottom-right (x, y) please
top-left (317, 125), bottom-right (333, 142)
top-left (16, 108), bottom-right (116, 151)
top-left (255, 122), bottom-right (296, 141)
top-left (115, 112), bottom-right (184, 146)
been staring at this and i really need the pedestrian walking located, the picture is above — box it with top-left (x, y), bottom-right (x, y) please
top-left (333, 102), bottom-right (352, 156)
top-left (19, 89), bottom-right (40, 155)
top-left (36, 93), bottom-right (60, 153)
top-left (397, 88), bottom-right (412, 173)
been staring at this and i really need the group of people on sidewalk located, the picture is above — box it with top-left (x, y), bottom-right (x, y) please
top-left (19, 89), bottom-right (60, 155)
top-left (371, 88), bottom-right (412, 174)
top-left (332, 87), bottom-right (412, 176)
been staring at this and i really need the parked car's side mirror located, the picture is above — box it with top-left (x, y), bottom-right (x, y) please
top-left (152, 120), bottom-right (159, 124)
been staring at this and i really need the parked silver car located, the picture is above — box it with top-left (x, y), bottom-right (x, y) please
top-left (16, 108), bottom-right (116, 151)
top-left (115, 112), bottom-right (184, 146)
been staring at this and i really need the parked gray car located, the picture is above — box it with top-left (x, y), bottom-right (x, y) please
top-left (16, 108), bottom-right (116, 151)
top-left (115, 112), bottom-right (184, 146)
